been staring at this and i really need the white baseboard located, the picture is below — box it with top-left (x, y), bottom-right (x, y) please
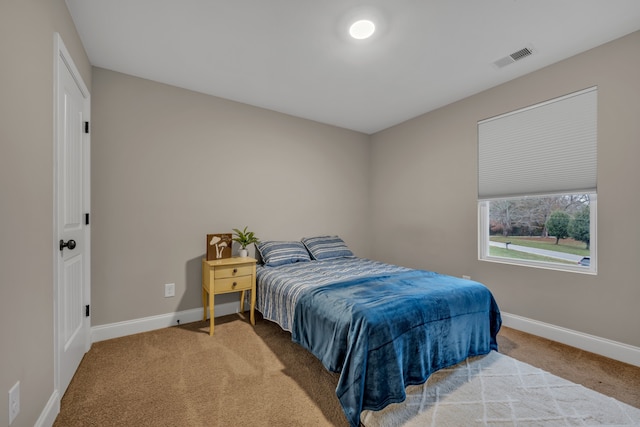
top-left (91, 301), bottom-right (241, 343)
top-left (502, 312), bottom-right (640, 367)
top-left (35, 389), bottom-right (60, 427)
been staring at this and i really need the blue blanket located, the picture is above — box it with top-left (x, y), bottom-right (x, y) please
top-left (292, 270), bottom-right (501, 427)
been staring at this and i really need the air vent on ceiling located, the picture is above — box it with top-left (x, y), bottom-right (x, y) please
top-left (493, 45), bottom-right (535, 68)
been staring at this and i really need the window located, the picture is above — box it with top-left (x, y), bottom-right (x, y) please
top-left (478, 87), bottom-right (597, 274)
top-left (479, 194), bottom-right (596, 273)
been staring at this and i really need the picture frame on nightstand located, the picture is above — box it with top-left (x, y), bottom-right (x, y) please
top-left (206, 233), bottom-right (232, 260)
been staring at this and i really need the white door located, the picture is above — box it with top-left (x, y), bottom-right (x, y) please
top-left (55, 33), bottom-right (91, 395)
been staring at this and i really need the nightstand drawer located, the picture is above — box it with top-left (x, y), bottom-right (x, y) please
top-left (214, 275), bottom-right (252, 293)
top-left (215, 264), bottom-right (253, 279)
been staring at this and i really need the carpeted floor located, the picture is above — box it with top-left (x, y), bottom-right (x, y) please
top-left (54, 313), bottom-right (640, 426)
top-left (55, 314), bottom-right (347, 427)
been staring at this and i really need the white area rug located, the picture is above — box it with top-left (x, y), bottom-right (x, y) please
top-left (361, 351), bottom-right (640, 426)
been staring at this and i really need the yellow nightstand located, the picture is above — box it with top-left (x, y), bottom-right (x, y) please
top-left (201, 257), bottom-right (257, 336)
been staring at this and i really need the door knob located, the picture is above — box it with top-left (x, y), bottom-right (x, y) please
top-left (60, 239), bottom-right (77, 251)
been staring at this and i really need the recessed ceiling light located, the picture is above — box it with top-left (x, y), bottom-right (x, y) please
top-left (349, 19), bottom-right (375, 40)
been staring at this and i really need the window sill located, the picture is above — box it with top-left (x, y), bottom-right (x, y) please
top-left (479, 255), bottom-right (597, 275)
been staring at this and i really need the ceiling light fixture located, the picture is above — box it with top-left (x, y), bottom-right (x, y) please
top-left (349, 19), bottom-right (375, 40)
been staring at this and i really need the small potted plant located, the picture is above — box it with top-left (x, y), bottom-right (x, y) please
top-left (232, 226), bottom-right (260, 257)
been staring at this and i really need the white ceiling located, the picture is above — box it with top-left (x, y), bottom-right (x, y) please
top-left (65, 0), bottom-right (640, 134)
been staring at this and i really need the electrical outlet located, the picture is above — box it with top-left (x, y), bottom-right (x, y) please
top-left (9, 381), bottom-right (19, 425)
top-left (164, 283), bottom-right (175, 297)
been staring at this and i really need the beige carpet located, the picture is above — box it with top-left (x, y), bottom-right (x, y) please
top-left (55, 315), bottom-right (348, 427)
top-left (362, 350), bottom-right (640, 426)
top-left (55, 315), bottom-right (640, 427)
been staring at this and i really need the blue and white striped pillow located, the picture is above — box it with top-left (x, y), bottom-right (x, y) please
top-left (256, 241), bottom-right (311, 267)
top-left (301, 235), bottom-right (354, 260)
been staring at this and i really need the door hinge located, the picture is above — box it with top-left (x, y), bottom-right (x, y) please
top-left (84, 121), bottom-right (90, 134)
top-left (85, 305), bottom-right (90, 317)
top-left (85, 213), bottom-right (90, 225)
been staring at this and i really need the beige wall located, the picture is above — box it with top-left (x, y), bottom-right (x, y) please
top-left (0, 1), bottom-right (91, 426)
top-left (370, 31), bottom-right (640, 348)
top-left (91, 68), bottom-right (371, 326)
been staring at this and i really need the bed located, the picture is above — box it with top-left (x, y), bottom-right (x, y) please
top-left (255, 237), bottom-right (502, 427)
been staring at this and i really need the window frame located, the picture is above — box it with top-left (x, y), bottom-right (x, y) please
top-left (478, 193), bottom-right (597, 275)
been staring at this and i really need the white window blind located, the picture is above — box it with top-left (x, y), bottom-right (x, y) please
top-left (478, 87), bottom-right (597, 200)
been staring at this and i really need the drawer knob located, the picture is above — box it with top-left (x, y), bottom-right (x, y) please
top-left (232, 282), bottom-right (237, 287)
top-left (233, 268), bottom-right (238, 274)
